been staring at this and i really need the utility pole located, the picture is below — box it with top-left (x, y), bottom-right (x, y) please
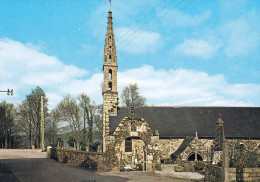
top-left (41, 96), bottom-right (45, 152)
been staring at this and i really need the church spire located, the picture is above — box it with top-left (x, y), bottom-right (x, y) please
top-left (104, 8), bottom-right (117, 66)
top-left (102, 1), bottom-right (118, 152)
top-left (103, 1), bottom-right (117, 92)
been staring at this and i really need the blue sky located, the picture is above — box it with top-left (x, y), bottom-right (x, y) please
top-left (0, 0), bottom-right (259, 108)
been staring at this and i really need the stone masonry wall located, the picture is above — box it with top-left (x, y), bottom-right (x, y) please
top-left (181, 139), bottom-right (213, 161)
top-left (159, 139), bottom-right (184, 159)
top-left (103, 115), bottom-right (161, 171)
top-left (159, 138), bottom-right (213, 161)
top-left (228, 168), bottom-right (260, 181)
top-left (103, 92), bottom-right (118, 152)
top-left (50, 148), bottom-right (103, 171)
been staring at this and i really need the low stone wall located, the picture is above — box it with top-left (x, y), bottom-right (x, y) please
top-left (205, 164), bottom-right (260, 182)
top-left (204, 165), bottom-right (224, 182)
top-left (228, 168), bottom-right (260, 181)
top-left (161, 164), bottom-right (177, 171)
top-left (50, 148), bottom-right (103, 171)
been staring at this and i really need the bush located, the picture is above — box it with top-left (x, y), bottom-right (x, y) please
top-left (230, 148), bottom-right (259, 168)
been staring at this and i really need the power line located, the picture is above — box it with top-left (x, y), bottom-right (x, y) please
top-left (56, 0), bottom-right (183, 92)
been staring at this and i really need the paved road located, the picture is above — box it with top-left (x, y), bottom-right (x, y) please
top-left (0, 149), bottom-right (127, 182)
top-left (0, 149), bottom-right (191, 182)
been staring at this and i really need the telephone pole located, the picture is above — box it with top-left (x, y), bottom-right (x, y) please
top-left (41, 96), bottom-right (45, 152)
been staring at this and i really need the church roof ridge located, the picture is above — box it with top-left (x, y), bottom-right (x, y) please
top-left (119, 106), bottom-right (259, 108)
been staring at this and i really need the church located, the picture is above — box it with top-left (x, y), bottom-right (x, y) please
top-left (101, 9), bottom-right (260, 171)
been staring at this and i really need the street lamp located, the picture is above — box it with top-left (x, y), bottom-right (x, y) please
top-left (0, 89), bottom-right (14, 96)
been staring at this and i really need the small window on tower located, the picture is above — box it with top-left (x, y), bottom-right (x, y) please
top-left (109, 69), bottom-right (112, 80)
top-left (109, 55), bottom-right (111, 63)
top-left (108, 82), bottom-right (112, 91)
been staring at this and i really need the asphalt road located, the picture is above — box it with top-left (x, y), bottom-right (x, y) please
top-left (0, 149), bottom-right (192, 182)
top-left (0, 149), bottom-right (126, 182)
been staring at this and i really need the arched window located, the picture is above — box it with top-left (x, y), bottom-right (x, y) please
top-left (187, 153), bottom-right (203, 161)
top-left (109, 69), bottom-right (112, 80)
top-left (125, 138), bottom-right (132, 152)
top-left (109, 55), bottom-right (111, 63)
top-left (108, 82), bottom-right (112, 91)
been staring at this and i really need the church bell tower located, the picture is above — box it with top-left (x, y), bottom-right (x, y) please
top-left (102, 1), bottom-right (118, 152)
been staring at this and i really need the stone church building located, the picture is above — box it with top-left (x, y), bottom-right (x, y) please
top-left (101, 10), bottom-right (260, 171)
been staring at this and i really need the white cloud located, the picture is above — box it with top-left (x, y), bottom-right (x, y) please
top-left (117, 65), bottom-right (260, 106)
top-left (0, 38), bottom-right (88, 108)
top-left (173, 39), bottom-right (221, 60)
top-left (0, 39), bottom-right (259, 110)
top-left (115, 27), bottom-right (162, 54)
top-left (221, 10), bottom-right (260, 57)
top-left (161, 9), bottom-right (211, 27)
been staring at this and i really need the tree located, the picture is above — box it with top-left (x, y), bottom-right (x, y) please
top-left (78, 93), bottom-right (100, 151)
top-left (93, 104), bottom-right (103, 142)
top-left (56, 94), bottom-right (82, 149)
top-left (0, 101), bottom-right (17, 148)
top-left (16, 86), bottom-right (48, 148)
top-left (45, 108), bottom-right (61, 146)
top-left (78, 93), bottom-right (90, 146)
top-left (16, 101), bottom-right (32, 148)
top-left (121, 83), bottom-right (146, 106)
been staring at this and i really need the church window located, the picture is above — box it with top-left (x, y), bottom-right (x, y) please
top-left (125, 138), bottom-right (132, 152)
top-left (187, 153), bottom-right (203, 161)
top-left (109, 55), bottom-right (111, 63)
top-left (109, 69), bottom-right (112, 80)
top-left (108, 82), bottom-right (112, 90)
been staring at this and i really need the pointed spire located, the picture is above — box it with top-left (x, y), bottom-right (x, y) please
top-left (215, 113), bottom-right (225, 151)
top-left (103, 2), bottom-right (117, 66)
top-left (217, 113), bottom-right (224, 124)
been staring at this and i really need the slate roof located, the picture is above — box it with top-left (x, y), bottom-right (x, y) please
top-left (109, 106), bottom-right (260, 139)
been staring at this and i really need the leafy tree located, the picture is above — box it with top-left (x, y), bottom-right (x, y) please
top-left (121, 83), bottom-right (146, 106)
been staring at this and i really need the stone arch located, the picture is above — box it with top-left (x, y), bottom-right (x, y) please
top-left (238, 143), bottom-right (247, 150)
top-left (253, 143), bottom-right (260, 152)
top-left (113, 116), bottom-right (154, 146)
top-left (110, 115), bottom-right (160, 171)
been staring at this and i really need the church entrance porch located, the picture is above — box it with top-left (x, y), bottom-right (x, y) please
top-left (119, 137), bottom-right (146, 171)
top-left (103, 115), bottom-right (161, 172)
